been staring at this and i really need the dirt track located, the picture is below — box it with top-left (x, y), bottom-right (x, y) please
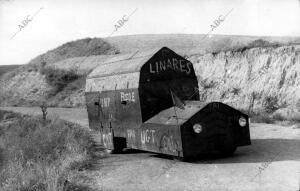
top-left (1, 107), bottom-right (299, 191)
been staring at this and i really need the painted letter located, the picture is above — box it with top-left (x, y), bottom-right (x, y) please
top-left (132, 92), bottom-right (135, 102)
top-left (185, 62), bottom-right (191, 74)
top-left (160, 61), bottom-right (166, 71)
top-left (151, 130), bottom-right (155, 143)
top-left (179, 59), bottom-right (185, 73)
top-left (172, 58), bottom-right (179, 71)
top-left (141, 131), bottom-right (146, 144)
top-left (155, 62), bottom-right (159, 73)
top-left (146, 130), bottom-right (150, 142)
top-left (120, 92), bottom-right (124, 101)
top-left (167, 59), bottom-right (173, 70)
top-left (150, 63), bottom-right (155, 73)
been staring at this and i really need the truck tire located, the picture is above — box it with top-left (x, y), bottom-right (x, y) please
top-left (112, 137), bottom-right (127, 153)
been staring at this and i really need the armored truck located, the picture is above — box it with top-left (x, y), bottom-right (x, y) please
top-left (85, 47), bottom-right (251, 158)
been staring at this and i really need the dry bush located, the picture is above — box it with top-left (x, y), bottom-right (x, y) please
top-left (231, 39), bottom-right (281, 52)
top-left (231, 87), bottom-right (241, 95)
top-left (40, 67), bottom-right (83, 97)
top-left (199, 79), bottom-right (216, 89)
top-left (262, 96), bottom-right (279, 113)
top-left (0, 111), bottom-right (91, 191)
top-left (249, 112), bottom-right (275, 124)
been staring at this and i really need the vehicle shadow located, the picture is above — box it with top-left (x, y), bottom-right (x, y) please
top-left (81, 138), bottom-right (300, 167)
top-left (150, 138), bottom-right (300, 164)
top-left (220, 138), bottom-right (300, 164)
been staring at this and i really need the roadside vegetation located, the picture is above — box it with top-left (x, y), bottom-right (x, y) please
top-left (0, 110), bottom-right (92, 191)
top-left (242, 95), bottom-right (300, 124)
top-left (249, 111), bottom-right (300, 124)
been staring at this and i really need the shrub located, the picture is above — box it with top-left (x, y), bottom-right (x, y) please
top-left (231, 39), bottom-right (282, 53)
top-left (200, 79), bottom-right (216, 89)
top-left (272, 112), bottom-right (286, 121)
top-left (250, 112), bottom-right (275, 124)
top-left (40, 67), bottom-right (83, 96)
top-left (231, 87), bottom-right (240, 95)
top-left (262, 96), bottom-right (279, 113)
top-left (0, 111), bottom-right (91, 191)
top-left (64, 76), bottom-right (86, 92)
top-left (248, 39), bottom-right (272, 48)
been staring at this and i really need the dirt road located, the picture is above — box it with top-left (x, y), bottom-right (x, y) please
top-left (1, 107), bottom-right (299, 191)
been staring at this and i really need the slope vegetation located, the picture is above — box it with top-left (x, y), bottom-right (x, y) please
top-left (190, 45), bottom-right (300, 122)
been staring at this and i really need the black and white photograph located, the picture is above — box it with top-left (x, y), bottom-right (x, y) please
top-left (0, 0), bottom-right (299, 190)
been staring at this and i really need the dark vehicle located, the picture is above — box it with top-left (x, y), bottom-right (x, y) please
top-left (85, 47), bottom-right (251, 159)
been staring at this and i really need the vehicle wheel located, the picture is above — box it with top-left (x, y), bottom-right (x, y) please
top-left (112, 137), bottom-right (127, 154)
top-left (219, 133), bottom-right (237, 156)
top-left (221, 146), bottom-right (237, 156)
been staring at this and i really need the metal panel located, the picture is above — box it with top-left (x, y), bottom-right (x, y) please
top-left (114, 88), bottom-right (142, 126)
top-left (181, 102), bottom-right (251, 158)
top-left (125, 123), bottom-right (183, 157)
top-left (139, 47), bottom-right (200, 122)
top-left (139, 48), bottom-right (198, 83)
top-left (85, 72), bottom-right (140, 92)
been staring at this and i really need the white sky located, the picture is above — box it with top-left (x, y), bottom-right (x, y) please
top-left (0, 0), bottom-right (300, 65)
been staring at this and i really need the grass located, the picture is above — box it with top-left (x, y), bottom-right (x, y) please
top-left (0, 110), bottom-right (92, 191)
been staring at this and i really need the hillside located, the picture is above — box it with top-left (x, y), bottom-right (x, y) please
top-left (0, 37), bottom-right (119, 107)
top-left (26, 37), bottom-right (120, 67)
top-left (0, 34), bottom-right (299, 122)
top-left (0, 65), bottom-right (20, 77)
top-left (189, 45), bottom-right (300, 121)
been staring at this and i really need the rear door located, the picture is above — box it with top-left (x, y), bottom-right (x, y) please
top-left (85, 92), bottom-right (101, 130)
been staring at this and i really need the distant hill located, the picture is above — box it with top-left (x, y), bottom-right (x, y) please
top-left (106, 34), bottom-right (300, 55)
top-left (15, 34), bottom-right (300, 68)
top-left (0, 65), bottom-right (20, 77)
top-left (26, 37), bottom-right (120, 67)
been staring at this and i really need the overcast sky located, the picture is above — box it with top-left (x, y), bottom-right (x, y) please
top-left (0, 0), bottom-right (300, 65)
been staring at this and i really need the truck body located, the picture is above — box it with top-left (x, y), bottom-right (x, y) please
top-left (85, 47), bottom-right (251, 158)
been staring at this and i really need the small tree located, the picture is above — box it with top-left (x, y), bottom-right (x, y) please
top-left (248, 92), bottom-right (258, 115)
top-left (40, 102), bottom-right (48, 121)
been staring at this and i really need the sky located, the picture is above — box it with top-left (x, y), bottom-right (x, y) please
top-left (0, 0), bottom-right (300, 65)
